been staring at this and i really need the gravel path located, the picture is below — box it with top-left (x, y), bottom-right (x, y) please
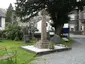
top-left (33, 36), bottom-right (85, 64)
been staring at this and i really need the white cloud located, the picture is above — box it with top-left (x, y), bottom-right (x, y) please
top-left (0, 0), bottom-right (16, 9)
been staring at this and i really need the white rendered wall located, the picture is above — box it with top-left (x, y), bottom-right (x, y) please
top-left (69, 24), bottom-right (75, 31)
top-left (0, 17), bottom-right (5, 30)
top-left (35, 20), bottom-right (54, 33)
top-left (82, 25), bottom-right (84, 31)
top-left (18, 21), bottom-right (29, 26)
top-left (35, 20), bottom-right (42, 33)
top-left (69, 14), bottom-right (75, 20)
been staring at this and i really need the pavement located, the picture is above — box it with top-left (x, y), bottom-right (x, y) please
top-left (70, 34), bottom-right (85, 38)
top-left (32, 34), bottom-right (85, 64)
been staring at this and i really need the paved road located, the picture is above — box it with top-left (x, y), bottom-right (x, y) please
top-left (33, 35), bottom-right (85, 64)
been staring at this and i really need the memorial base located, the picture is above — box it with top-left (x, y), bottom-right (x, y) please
top-left (34, 40), bottom-right (49, 49)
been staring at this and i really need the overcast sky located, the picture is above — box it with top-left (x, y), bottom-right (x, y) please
top-left (0, 0), bottom-right (16, 9)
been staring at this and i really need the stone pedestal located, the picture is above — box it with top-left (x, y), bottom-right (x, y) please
top-left (35, 40), bottom-right (49, 49)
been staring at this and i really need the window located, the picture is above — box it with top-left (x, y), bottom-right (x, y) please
top-left (0, 17), bottom-right (1, 27)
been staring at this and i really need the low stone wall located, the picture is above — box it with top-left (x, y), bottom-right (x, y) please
top-left (70, 31), bottom-right (82, 35)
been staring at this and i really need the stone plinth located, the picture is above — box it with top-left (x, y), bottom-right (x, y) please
top-left (21, 45), bottom-right (71, 54)
top-left (35, 40), bottom-right (49, 49)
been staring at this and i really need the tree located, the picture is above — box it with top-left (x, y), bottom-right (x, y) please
top-left (15, 0), bottom-right (85, 35)
top-left (6, 3), bottom-right (13, 23)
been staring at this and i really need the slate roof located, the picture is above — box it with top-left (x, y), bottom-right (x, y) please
top-left (0, 8), bottom-right (6, 17)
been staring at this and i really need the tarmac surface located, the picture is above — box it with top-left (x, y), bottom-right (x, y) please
top-left (32, 35), bottom-right (85, 64)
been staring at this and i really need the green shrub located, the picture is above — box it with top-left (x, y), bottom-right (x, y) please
top-left (5, 22), bottom-right (23, 40)
top-left (0, 30), bottom-right (6, 40)
top-left (0, 30), bottom-right (3, 39)
top-left (48, 42), bottom-right (54, 49)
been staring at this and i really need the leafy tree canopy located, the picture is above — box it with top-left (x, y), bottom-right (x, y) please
top-left (6, 3), bottom-right (13, 22)
top-left (15, 0), bottom-right (85, 29)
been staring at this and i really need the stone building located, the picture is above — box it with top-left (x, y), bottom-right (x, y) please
top-left (69, 8), bottom-right (85, 34)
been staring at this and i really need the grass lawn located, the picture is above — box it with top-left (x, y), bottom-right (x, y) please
top-left (0, 40), bottom-right (36, 64)
top-left (0, 39), bottom-right (74, 64)
top-left (60, 38), bottom-right (75, 48)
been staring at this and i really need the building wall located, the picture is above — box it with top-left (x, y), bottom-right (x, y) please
top-left (69, 14), bottom-right (76, 32)
top-left (69, 14), bottom-right (76, 20)
top-left (35, 20), bottom-right (42, 33)
top-left (0, 17), bottom-right (5, 30)
top-left (69, 10), bottom-right (85, 32)
top-left (18, 21), bottom-right (29, 27)
top-left (35, 20), bottom-right (55, 34)
top-left (69, 24), bottom-right (76, 31)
